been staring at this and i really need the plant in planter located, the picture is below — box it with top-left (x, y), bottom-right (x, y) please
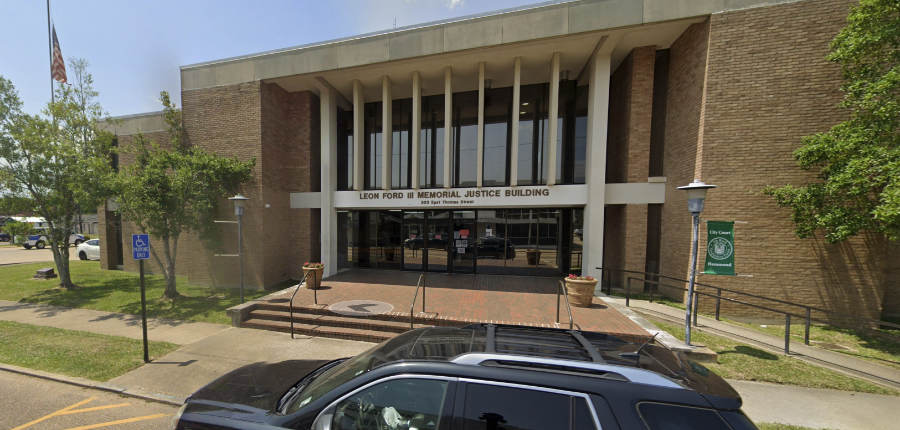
top-left (302, 262), bottom-right (325, 290)
top-left (564, 274), bottom-right (597, 307)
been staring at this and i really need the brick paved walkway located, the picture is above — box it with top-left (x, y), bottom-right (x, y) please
top-left (282, 269), bottom-right (648, 340)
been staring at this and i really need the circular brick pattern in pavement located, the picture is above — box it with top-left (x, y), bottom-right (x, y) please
top-left (328, 300), bottom-right (394, 316)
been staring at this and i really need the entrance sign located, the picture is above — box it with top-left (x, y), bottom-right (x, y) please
top-left (704, 221), bottom-right (735, 275)
top-left (335, 184), bottom-right (588, 209)
top-left (132, 234), bottom-right (150, 260)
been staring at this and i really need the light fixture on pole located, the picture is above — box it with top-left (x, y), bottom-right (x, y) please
top-left (676, 179), bottom-right (717, 346)
top-left (229, 194), bottom-right (249, 303)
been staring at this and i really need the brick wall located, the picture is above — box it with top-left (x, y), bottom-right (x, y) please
top-left (660, 0), bottom-right (897, 321)
top-left (604, 46), bottom-right (657, 286)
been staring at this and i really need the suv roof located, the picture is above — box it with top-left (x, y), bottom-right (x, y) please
top-left (365, 324), bottom-right (740, 407)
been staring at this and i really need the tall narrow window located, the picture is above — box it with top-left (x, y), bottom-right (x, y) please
top-left (517, 83), bottom-right (549, 185)
top-left (391, 98), bottom-right (412, 189)
top-left (364, 102), bottom-right (382, 190)
top-left (337, 107), bottom-right (353, 190)
top-left (420, 95), bottom-right (445, 188)
top-left (483, 87), bottom-right (512, 186)
top-left (452, 91), bottom-right (478, 187)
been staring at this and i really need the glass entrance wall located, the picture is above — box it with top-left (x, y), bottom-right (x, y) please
top-left (337, 208), bottom-right (582, 276)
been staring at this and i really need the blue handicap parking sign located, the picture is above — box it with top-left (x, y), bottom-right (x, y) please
top-left (132, 234), bottom-right (150, 260)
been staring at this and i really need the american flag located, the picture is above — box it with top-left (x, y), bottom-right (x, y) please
top-left (51, 24), bottom-right (67, 84)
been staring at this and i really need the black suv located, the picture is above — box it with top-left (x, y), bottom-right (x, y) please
top-left (174, 324), bottom-right (756, 429)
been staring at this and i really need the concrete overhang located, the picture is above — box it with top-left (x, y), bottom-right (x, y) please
top-left (180, 0), bottom-right (800, 98)
top-left (99, 111), bottom-right (166, 136)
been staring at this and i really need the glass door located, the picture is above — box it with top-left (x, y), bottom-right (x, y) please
top-left (451, 210), bottom-right (476, 273)
top-left (403, 211), bottom-right (425, 271)
top-left (426, 211), bottom-right (450, 272)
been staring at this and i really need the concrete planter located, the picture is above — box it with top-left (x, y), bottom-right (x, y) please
top-left (303, 267), bottom-right (324, 290)
top-left (526, 249), bottom-right (541, 265)
top-left (564, 278), bottom-right (597, 307)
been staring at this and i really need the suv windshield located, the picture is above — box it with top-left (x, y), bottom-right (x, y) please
top-left (286, 330), bottom-right (422, 413)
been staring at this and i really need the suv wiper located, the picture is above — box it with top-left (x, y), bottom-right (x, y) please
top-left (618, 333), bottom-right (658, 365)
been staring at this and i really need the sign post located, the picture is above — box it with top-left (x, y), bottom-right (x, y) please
top-left (703, 221), bottom-right (735, 276)
top-left (132, 234), bottom-right (151, 363)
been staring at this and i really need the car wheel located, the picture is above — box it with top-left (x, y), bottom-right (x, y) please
top-left (74, 239), bottom-right (84, 246)
top-left (24, 244), bottom-right (32, 250)
top-left (79, 251), bottom-right (87, 261)
top-left (36, 240), bottom-right (46, 249)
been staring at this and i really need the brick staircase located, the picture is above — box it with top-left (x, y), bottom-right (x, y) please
top-left (239, 300), bottom-right (468, 343)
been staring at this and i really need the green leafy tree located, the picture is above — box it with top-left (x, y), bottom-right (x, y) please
top-left (765, 0), bottom-right (900, 242)
top-left (0, 62), bottom-right (116, 288)
top-left (116, 91), bottom-right (254, 299)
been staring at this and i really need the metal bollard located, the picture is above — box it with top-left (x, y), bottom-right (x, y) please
top-left (715, 288), bottom-right (722, 321)
top-left (804, 308), bottom-right (811, 345)
top-left (784, 314), bottom-right (791, 355)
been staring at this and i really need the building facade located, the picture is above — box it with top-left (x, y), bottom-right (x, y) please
top-left (101, 0), bottom-right (899, 321)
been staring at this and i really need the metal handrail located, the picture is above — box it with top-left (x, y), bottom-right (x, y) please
top-left (600, 266), bottom-right (900, 331)
top-left (409, 273), bottom-right (426, 329)
top-left (556, 280), bottom-right (575, 330)
top-left (290, 269), bottom-right (317, 339)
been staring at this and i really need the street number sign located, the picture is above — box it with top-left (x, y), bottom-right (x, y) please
top-left (132, 234), bottom-right (150, 260)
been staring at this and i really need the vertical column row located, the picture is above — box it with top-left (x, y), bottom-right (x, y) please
top-left (547, 52), bottom-right (561, 187)
top-left (382, 76), bottom-right (392, 190)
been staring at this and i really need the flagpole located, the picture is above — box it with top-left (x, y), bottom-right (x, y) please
top-left (47, 0), bottom-right (53, 105)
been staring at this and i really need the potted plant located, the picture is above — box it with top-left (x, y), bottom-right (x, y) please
top-left (302, 262), bottom-right (324, 290)
top-left (564, 274), bottom-right (597, 307)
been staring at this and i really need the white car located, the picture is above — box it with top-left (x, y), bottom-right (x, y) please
top-left (76, 239), bottom-right (100, 260)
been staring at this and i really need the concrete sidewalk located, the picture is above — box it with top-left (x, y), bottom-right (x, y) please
top-left (603, 295), bottom-right (900, 390)
top-left (0, 299), bottom-right (228, 345)
top-left (731, 379), bottom-right (900, 429)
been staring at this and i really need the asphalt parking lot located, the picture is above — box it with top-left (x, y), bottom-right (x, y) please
top-left (0, 243), bottom-right (81, 265)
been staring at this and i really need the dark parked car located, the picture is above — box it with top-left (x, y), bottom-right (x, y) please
top-left (0, 232), bottom-right (10, 242)
top-left (174, 324), bottom-right (757, 430)
top-left (476, 236), bottom-right (516, 259)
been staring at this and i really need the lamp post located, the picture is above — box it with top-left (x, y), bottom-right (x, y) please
top-left (676, 179), bottom-right (716, 346)
top-left (229, 194), bottom-right (249, 303)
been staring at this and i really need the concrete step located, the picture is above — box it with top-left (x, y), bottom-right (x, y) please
top-left (241, 318), bottom-right (395, 343)
top-left (255, 301), bottom-right (469, 327)
top-left (248, 308), bottom-right (430, 333)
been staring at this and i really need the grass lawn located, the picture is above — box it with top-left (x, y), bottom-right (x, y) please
top-left (0, 261), bottom-right (270, 324)
top-left (649, 318), bottom-right (898, 396)
top-left (757, 424), bottom-right (834, 430)
top-left (0, 320), bottom-right (179, 381)
top-left (729, 320), bottom-right (900, 370)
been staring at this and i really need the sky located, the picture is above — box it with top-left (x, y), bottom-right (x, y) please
top-left (1, 0), bottom-right (548, 117)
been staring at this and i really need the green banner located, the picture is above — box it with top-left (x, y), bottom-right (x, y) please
top-left (704, 221), bottom-right (735, 275)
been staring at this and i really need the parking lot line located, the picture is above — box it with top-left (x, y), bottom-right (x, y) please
top-left (11, 396), bottom-right (97, 430)
top-left (64, 413), bottom-right (169, 430)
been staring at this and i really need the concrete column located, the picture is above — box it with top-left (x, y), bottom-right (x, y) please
top-left (510, 57), bottom-right (521, 187)
top-left (382, 76), bottom-right (392, 190)
top-left (443, 67), bottom-right (452, 188)
top-left (583, 54), bottom-right (611, 279)
top-left (411, 72), bottom-right (421, 189)
top-left (547, 52), bottom-right (560, 186)
top-left (476, 62), bottom-right (485, 188)
top-left (352, 80), bottom-right (364, 191)
top-left (319, 85), bottom-right (338, 277)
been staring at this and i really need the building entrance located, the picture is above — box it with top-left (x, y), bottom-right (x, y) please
top-left (339, 208), bottom-right (583, 276)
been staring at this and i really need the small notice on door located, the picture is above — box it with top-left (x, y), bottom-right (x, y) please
top-left (457, 247), bottom-right (465, 254)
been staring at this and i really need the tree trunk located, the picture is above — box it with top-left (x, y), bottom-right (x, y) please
top-left (50, 241), bottom-right (73, 289)
top-left (161, 235), bottom-right (179, 299)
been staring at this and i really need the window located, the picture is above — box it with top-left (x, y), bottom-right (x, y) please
top-left (462, 383), bottom-right (572, 430)
top-left (364, 102), bottom-right (383, 190)
top-left (517, 84), bottom-right (550, 185)
top-left (420, 95), bottom-right (445, 188)
top-left (330, 378), bottom-right (449, 430)
top-left (337, 107), bottom-right (353, 190)
top-left (637, 402), bottom-right (731, 430)
top-left (483, 87), bottom-right (512, 186)
top-left (391, 99), bottom-right (413, 189)
top-left (452, 91), bottom-right (478, 187)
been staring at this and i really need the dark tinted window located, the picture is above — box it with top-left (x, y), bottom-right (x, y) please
top-left (331, 378), bottom-right (449, 430)
top-left (573, 398), bottom-right (597, 429)
top-left (638, 402), bottom-right (731, 430)
top-left (462, 383), bottom-right (569, 430)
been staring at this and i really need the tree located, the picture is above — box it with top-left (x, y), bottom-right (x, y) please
top-left (3, 220), bottom-right (35, 245)
top-left (765, 0), bottom-right (900, 243)
top-left (0, 62), bottom-right (116, 288)
top-left (116, 91), bottom-right (254, 299)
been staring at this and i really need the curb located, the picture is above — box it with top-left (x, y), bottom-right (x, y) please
top-left (0, 363), bottom-right (185, 407)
